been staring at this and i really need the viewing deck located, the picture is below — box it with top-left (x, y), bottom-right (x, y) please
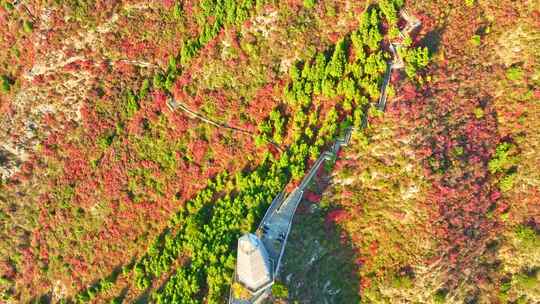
top-left (230, 9), bottom-right (421, 303)
top-left (229, 128), bottom-right (352, 304)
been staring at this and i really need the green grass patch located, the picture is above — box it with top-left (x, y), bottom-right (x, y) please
top-left (1, 75), bottom-right (13, 93)
top-left (272, 282), bottom-right (289, 299)
top-left (514, 224), bottom-right (540, 249)
top-left (506, 66), bottom-right (523, 82)
top-left (470, 34), bottom-right (481, 46)
top-left (434, 288), bottom-right (448, 303)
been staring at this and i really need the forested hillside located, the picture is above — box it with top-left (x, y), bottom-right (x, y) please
top-left (310, 0), bottom-right (539, 303)
top-left (0, 0), bottom-right (538, 303)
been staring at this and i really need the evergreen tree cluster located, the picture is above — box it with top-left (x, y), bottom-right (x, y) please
top-left (71, 1), bottom-right (433, 303)
top-left (181, 0), bottom-right (267, 65)
top-left (282, 6), bottom-right (390, 132)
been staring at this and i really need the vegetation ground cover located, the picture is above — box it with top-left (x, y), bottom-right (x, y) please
top-left (307, 0), bottom-right (540, 303)
top-left (0, 0), bottom-right (423, 302)
top-left (0, 0), bottom-right (537, 303)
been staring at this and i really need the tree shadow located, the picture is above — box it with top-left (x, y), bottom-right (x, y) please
top-left (110, 287), bottom-right (129, 304)
top-left (132, 284), bottom-right (153, 304)
top-left (418, 26), bottom-right (444, 55)
top-left (0, 148), bottom-right (9, 166)
top-left (29, 293), bottom-right (51, 304)
top-left (278, 171), bottom-right (360, 304)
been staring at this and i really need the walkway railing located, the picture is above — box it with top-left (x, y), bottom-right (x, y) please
top-left (377, 11), bottom-right (422, 111)
top-left (166, 97), bottom-right (283, 152)
top-left (276, 127), bottom-right (352, 271)
top-left (230, 128), bottom-right (353, 304)
top-left (230, 8), bottom-right (421, 303)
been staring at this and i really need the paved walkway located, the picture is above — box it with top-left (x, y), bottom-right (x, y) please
top-left (230, 128), bottom-right (352, 304)
top-left (377, 10), bottom-right (422, 111)
top-left (231, 9), bottom-right (421, 303)
top-left (260, 189), bottom-right (303, 270)
top-left (262, 128), bottom-right (351, 277)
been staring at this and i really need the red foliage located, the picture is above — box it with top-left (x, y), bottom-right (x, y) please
top-left (400, 82), bottom-right (418, 100)
top-left (168, 113), bottom-right (189, 135)
top-left (368, 240), bottom-right (378, 255)
top-left (304, 191), bottom-right (321, 203)
top-left (153, 90), bottom-right (168, 113)
top-left (533, 89), bottom-right (540, 100)
top-left (100, 150), bottom-right (128, 198)
top-left (247, 83), bottom-right (279, 121)
top-left (416, 12), bottom-right (437, 37)
top-left (360, 276), bottom-right (372, 290)
top-left (113, 60), bottom-right (136, 76)
top-left (395, 66), bottom-right (504, 288)
top-left (341, 190), bottom-right (354, 201)
top-left (162, 0), bottom-right (175, 9)
top-left (120, 39), bottom-right (152, 59)
top-left (188, 139), bottom-right (208, 164)
top-left (328, 32), bottom-right (341, 43)
top-left (0, 260), bottom-right (16, 279)
top-left (325, 209), bottom-right (349, 225)
top-left (532, 10), bottom-right (540, 27)
top-left (285, 180), bottom-right (299, 192)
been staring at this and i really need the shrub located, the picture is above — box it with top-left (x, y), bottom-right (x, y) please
top-left (97, 131), bottom-right (115, 150)
top-left (403, 47), bottom-right (430, 78)
top-left (231, 282), bottom-right (250, 299)
top-left (514, 224), bottom-right (539, 249)
top-left (514, 270), bottom-right (539, 290)
top-left (325, 39), bottom-right (347, 78)
top-left (488, 142), bottom-right (518, 174)
top-left (303, 0), bottom-right (316, 9)
top-left (153, 73), bottom-right (165, 89)
top-left (499, 280), bottom-right (512, 294)
top-left (391, 274), bottom-right (413, 289)
top-left (272, 282), bottom-right (289, 299)
top-left (452, 146), bottom-right (465, 157)
top-left (3, 1), bottom-right (14, 10)
top-left (1, 75), bottom-right (12, 93)
top-left (470, 35), bottom-right (481, 46)
top-left (109, 298), bottom-right (122, 304)
top-left (499, 172), bottom-right (516, 192)
top-left (473, 107), bottom-right (485, 119)
top-left (289, 63), bottom-right (301, 81)
top-left (434, 288), bottom-right (448, 303)
top-left (53, 185), bottom-right (75, 209)
top-left (506, 66), bottom-right (523, 82)
top-left (23, 20), bottom-right (33, 33)
top-left (379, 0), bottom-right (399, 26)
top-left (121, 90), bottom-right (140, 119)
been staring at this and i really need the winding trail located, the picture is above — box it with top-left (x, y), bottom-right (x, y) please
top-left (229, 8), bottom-right (423, 304)
top-left (166, 9), bottom-right (421, 153)
top-left (166, 97), bottom-right (283, 152)
top-left (230, 128), bottom-right (353, 304)
top-left (377, 9), bottom-right (421, 111)
top-left (166, 97), bottom-right (254, 135)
